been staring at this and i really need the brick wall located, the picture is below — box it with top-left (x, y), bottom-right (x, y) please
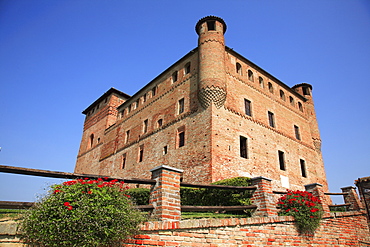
top-left (124, 212), bottom-right (370, 247)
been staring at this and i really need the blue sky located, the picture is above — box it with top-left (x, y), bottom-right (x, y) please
top-left (1, 0), bottom-right (369, 204)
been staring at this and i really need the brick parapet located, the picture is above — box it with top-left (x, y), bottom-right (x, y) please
top-left (341, 186), bottom-right (363, 211)
top-left (124, 211), bottom-right (370, 246)
top-left (304, 183), bottom-right (330, 215)
top-left (149, 165), bottom-right (183, 221)
top-left (250, 176), bottom-right (277, 217)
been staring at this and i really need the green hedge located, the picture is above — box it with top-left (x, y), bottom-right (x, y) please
top-left (126, 177), bottom-right (252, 208)
top-left (181, 177), bottom-right (252, 206)
top-left (125, 188), bottom-right (150, 205)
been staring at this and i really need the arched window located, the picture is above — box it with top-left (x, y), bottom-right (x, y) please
top-left (89, 134), bottom-right (94, 148)
top-left (259, 77), bottom-right (264, 88)
top-left (248, 70), bottom-right (254, 81)
top-left (236, 63), bottom-right (242, 75)
top-left (298, 102), bottom-right (303, 112)
top-left (268, 82), bottom-right (274, 93)
top-left (280, 90), bottom-right (286, 101)
top-left (289, 96), bottom-right (295, 106)
top-left (172, 71), bottom-right (178, 83)
top-left (185, 62), bottom-right (191, 74)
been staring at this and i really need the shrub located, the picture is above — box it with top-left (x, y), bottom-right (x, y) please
top-left (20, 178), bottom-right (146, 247)
top-left (181, 177), bottom-right (252, 207)
top-left (278, 190), bottom-right (323, 234)
top-left (125, 188), bottom-right (150, 205)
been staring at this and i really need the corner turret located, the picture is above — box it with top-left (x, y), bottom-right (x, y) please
top-left (196, 16), bottom-right (227, 109)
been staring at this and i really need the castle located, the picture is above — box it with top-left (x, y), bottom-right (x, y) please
top-left (74, 16), bottom-right (329, 192)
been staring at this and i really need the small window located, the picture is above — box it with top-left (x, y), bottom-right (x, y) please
top-left (138, 145), bottom-right (144, 162)
top-left (157, 119), bottom-right (163, 128)
top-left (298, 102), bottom-right (303, 112)
top-left (177, 127), bottom-right (185, 148)
top-left (163, 146), bottom-right (168, 155)
top-left (268, 111), bottom-right (275, 128)
top-left (125, 130), bottom-right (130, 144)
top-left (127, 105), bottom-right (131, 113)
top-left (121, 154), bottom-right (126, 169)
top-left (136, 99), bottom-right (140, 108)
top-left (280, 90), bottom-right (286, 101)
top-left (236, 63), bottom-right (242, 75)
top-left (207, 20), bottom-right (216, 31)
top-left (268, 82), bottom-right (274, 93)
top-left (89, 134), bottom-right (94, 148)
top-left (300, 159), bottom-right (307, 177)
top-left (248, 70), bottom-right (254, 81)
top-left (294, 125), bottom-right (301, 140)
top-left (178, 98), bottom-right (185, 114)
top-left (302, 86), bottom-right (310, 95)
top-left (244, 99), bottom-right (252, 117)
top-left (278, 150), bottom-right (286, 171)
top-left (185, 62), bottom-right (191, 74)
top-left (259, 77), bottom-right (264, 88)
top-left (240, 136), bottom-right (248, 159)
top-left (152, 86), bottom-right (157, 97)
top-left (172, 71), bottom-right (178, 83)
top-left (289, 96), bottom-right (294, 106)
top-left (143, 94), bottom-right (147, 103)
top-left (143, 119), bottom-right (148, 133)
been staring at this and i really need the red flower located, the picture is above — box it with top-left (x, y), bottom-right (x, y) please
top-left (286, 209), bottom-right (291, 212)
top-left (87, 191), bottom-right (92, 194)
top-left (67, 206), bottom-right (73, 210)
top-left (53, 190), bottom-right (61, 194)
top-left (64, 202), bottom-right (70, 206)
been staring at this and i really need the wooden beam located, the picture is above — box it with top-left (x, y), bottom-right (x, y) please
top-left (181, 205), bottom-right (257, 212)
top-left (180, 182), bottom-right (256, 190)
top-left (325, 192), bottom-right (348, 196)
top-left (0, 165), bottom-right (156, 184)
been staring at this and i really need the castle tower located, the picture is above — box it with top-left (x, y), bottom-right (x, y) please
top-left (292, 83), bottom-right (322, 153)
top-left (196, 16), bottom-right (227, 109)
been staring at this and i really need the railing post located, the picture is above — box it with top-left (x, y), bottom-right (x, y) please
top-left (149, 165), bottom-right (183, 221)
top-left (304, 183), bottom-right (330, 215)
top-left (341, 186), bottom-right (363, 211)
top-left (250, 176), bottom-right (277, 217)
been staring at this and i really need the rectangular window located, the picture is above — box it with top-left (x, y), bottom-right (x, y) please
top-left (207, 21), bottom-right (215, 31)
top-left (121, 153), bottom-right (126, 169)
top-left (138, 145), bottom-right (144, 162)
top-left (268, 111), bottom-right (275, 128)
top-left (163, 146), bottom-right (168, 155)
top-left (152, 86), bottom-right (157, 97)
top-left (178, 98), bottom-right (185, 114)
top-left (143, 119), bottom-right (148, 133)
top-left (240, 136), bottom-right (248, 159)
top-left (294, 125), bottom-right (301, 140)
top-left (125, 130), bottom-right (130, 144)
top-left (177, 127), bottom-right (185, 148)
top-left (244, 99), bottom-right (252, 116)
top-left (278, 150), bottom-right (285, 171)
top-left (300, 159), bottom-right (307, 177)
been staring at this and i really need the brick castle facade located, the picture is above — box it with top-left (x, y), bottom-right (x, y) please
top-left (74, 16), bottom-right (329, 192)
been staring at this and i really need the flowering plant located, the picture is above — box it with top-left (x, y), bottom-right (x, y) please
top-left (21, 177), bottom-right (145, 246)
top-left (278, 190), bottom-right (323, 234)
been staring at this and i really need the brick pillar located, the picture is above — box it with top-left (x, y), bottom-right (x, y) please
top-left (304, 183), bottom-right (330, 214)
top-left (341, 186), bottom-right (363, 211)
top-left (250, 176), bottom-right (277, 217)
top-left (149, 165), bottom-right (183, 221)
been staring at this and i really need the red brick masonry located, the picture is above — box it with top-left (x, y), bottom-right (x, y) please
top-left (125, 212), bottom-right (370, 247)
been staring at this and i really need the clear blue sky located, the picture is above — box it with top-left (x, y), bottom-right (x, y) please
top-left (1, 0), bottom-right (369, 204)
